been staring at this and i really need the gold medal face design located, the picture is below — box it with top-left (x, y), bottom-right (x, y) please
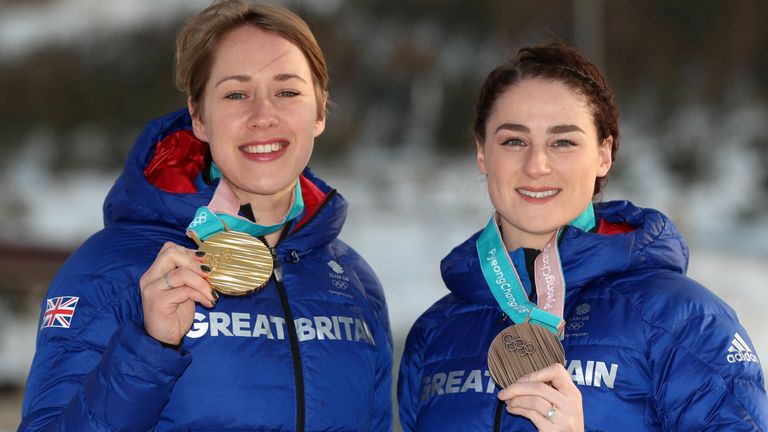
top-left (487, 322), bottom-right (565, 389)
top-left (197, 231), bottom-right (273, 296)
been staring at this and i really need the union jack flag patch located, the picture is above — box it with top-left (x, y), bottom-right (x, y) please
top-left (41, 296), bottom-right (80, 329)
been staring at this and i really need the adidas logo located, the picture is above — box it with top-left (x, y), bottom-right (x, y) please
top-left (726, 333), bottom-right (759, 364)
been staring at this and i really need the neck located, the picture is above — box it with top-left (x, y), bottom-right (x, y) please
top-left (227, 178), bottom-right (297, 246)
top-left (244, 188), bottom-right (294, 225)
top-left (499, 220), bottom-right (556, 252)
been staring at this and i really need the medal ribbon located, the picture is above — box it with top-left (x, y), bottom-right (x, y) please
top-left (186, 175), bottom-right (304, 241)
top-left (476, 203), bottom-right (595, 339)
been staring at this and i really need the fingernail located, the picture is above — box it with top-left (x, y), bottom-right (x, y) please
top-left (211, 289), bottom-right (219, 301)
top-left (201, 264), bottom-right (212, 273)
top-left (195, 251), bottom-right (206, 257)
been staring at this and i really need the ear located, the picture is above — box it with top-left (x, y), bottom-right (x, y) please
top-left (475, 137), bottom-right (487, 175)
top-left (313, 112), bottom-right (326, 138)
top-left (188, 98), bottom-right (209, 142)
top-left (313, 91), bottom-right (328, 138)
top-left (597, 135), bottom-right (613, 177)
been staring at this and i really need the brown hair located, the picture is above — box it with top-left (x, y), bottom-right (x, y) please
top-left (175, 0), bottom-right (329, 119)
top-left (473, 42), bottom-right (619, 195)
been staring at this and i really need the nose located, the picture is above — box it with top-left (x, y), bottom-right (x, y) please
top-left (248, 96), bottom-right (278, 130)
top-left (522, 146), bottom-right (551, 178)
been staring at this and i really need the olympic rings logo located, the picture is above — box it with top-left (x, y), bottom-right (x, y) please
top-left (567, 321), bottom-right (584, 331)
top-left (190, 213), bottom-right (208, 227)
top-left (503, 334), bottom-right (535, 356)
top-left (331, 280), bottom-right (349, 290)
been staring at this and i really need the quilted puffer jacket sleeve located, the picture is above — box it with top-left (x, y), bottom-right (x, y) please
top-left (649, 311), bottom-right (768, 430)
top-left (18, 275), bottom-right (192, 431)
top-left (398, 315), bottom-right (428, 432)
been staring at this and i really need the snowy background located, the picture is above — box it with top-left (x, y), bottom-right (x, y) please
top-left (1, 0), bottom-right (767, 430)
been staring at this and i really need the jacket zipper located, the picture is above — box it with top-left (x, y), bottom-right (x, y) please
top-left (493, 399), bottom-right (504, 431)
top-left (272, 251), bottom-right (305, 432)
top-left (265, 188), bottom-right (336, 432)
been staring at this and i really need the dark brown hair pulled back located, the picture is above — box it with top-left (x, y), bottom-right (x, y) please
top-left (473, 43), bottom-right (619, 195)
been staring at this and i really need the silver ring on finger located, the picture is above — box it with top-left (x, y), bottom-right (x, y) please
top-left (546, 404), bottom-right (557, 422)
top-left (163, 272), bottom-right (173, 289)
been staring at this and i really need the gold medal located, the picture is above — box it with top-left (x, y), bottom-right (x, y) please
top-left (193, 230), bottom-right (273, 296)
top-left (487, 322), bottom-right (565, 389)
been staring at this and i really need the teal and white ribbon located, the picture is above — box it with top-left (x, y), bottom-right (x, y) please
top-left (476, 203), bottom-right (595, 338)
top-left (187, 174), bottom-right (304, 241)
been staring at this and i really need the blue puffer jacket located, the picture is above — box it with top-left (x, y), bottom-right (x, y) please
top-left (19, 109), bottom-right (393, 432)
top-left (398, 202), bottom-right (766, 431)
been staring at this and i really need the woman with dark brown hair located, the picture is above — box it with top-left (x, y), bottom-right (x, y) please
top-left (19, 2), bottom-right (392, 430)
top-left (397, 43), bottom-right (767, 431)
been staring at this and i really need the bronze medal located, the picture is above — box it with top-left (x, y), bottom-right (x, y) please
top-left (195, 231), bottom-right (273, 296)
top-left (487, 322), bottom-right (565, 389)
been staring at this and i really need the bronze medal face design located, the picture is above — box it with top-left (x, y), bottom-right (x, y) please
top-left (197, 231), bottom-right (273, 296)
top-left (487, 322), bottom-right (565, 389)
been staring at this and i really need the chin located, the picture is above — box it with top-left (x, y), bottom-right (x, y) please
top-left (513, 217), bottom-right (564, 234)
top-left (246, 182), bottom-right (294, 196)
top-left (226, 175), bottom-right (289, 195)
top-left (520, 223), bottom-right (560, 235)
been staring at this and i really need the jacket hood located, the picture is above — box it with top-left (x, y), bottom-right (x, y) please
top-left (440, 201), bottom-right (690, 306)
top-left (103, 109), bottom-right (346, 252)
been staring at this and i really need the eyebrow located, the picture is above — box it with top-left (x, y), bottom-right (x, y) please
top-left (494, 123), bottom-right (585, 135)
top-left (215, 73), bottom-right (308, 87)
top-left (274, 73), bottom-right (307, 84)
top-left (495, 123), bottom-right (530, 134)
top-left (548, 124), bottom-right (585, 134)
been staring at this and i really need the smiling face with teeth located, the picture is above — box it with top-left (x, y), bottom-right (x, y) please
top-left (476, 78), bottom-right (613, 250)
top-left (190, 25), bottom-right (326, 224)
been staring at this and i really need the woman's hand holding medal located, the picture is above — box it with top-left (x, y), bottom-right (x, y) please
top-left (139, 242), bottom-right (217, 346)
top-left (498, 363), bottom-right (584, 431)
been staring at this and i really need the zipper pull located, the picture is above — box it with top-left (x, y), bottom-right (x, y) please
top-left (270, 246), bottom-right (283, 283)
top-left (274, 261), bottom-right (283, 283)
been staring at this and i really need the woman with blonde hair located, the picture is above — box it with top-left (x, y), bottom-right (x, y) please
top-left (20, 2), bottom-right (392, 430)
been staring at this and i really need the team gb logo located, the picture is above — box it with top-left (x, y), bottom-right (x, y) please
top-left (327, 260), bottom-right (344, 274)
